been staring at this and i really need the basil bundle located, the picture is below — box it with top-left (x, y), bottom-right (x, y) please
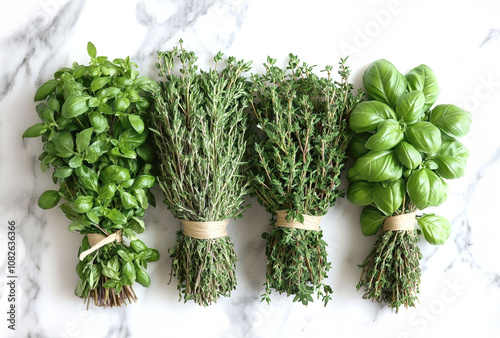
top-left (23, 42), bottom-right (160, 307)
top-left (250, 55), bottom-right (362, 305)
top-left (151, 41), bottom-right (252, 306)
top-left (347, 59), bottom-right (471, 311)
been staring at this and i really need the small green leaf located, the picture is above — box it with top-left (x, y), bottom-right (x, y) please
top-left (76, 127), bottom-right (93, 153)
top-left (120, 190), bottom-right (138, 209)
top-left (128, 114), bottom-right (145, 134)
top-left (87, 41), bottom-right (97, 59)
top-left (106, 208), bottom-right (127, 224)
top-left (54, 166), bottom-right (73, 178)
top-left (136, 267), bottom-right (151, 287)
top-left (53, 131), bottom-right (74, 158)
top-left (71, 196), bottom-right (94, 213)
top-left (89, 111), bottom-right (109, 134)
top-left (68, 155), bottom-right (83, 168)
top-left (90, 77), bottom-right (111, 92)
top-left (130, 239), bottom-right (147, 253)
top-left (101, 165), bottom-right (131, 183)
top-left (38, 190), bottom-right (61, 209)
top-left (68, 218), bottom-right (90, 232)
top-left (61, 95), bottom-right (91, 118)
top-left (34, 79), bottom-right (59, 101)
top-left (121, 261), bottom-right (136, 285)
top-left (23, 123), bottom-right (47, 138)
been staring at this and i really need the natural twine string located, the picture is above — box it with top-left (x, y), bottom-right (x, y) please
top-left (383, 212), bottom-right (418, 232)
top-left (181, 220), bottom-right (229, 239)
top-left (79, 230), bottom-right (123, 261)
top-left (275, 210), bottom-right (322, 231)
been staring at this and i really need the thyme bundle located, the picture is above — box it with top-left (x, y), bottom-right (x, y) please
top-left (151, 41), bottom-right (252, 306)
top-left (250, 55), bottom-right (362, 305)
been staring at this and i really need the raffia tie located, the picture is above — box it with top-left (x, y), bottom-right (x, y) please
top-left (383, 212), bottom-right (418, 232)
top-left (79, 230), bottom-right (123, 261)
top-left (275, 210), bottom-right (322, 231)
top-left (181, 220), bottom-right (229, 239)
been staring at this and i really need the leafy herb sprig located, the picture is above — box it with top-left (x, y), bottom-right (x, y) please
top-left (23, 42), bottom-right (160, 307)
top-left (347, 59), bottom-right (471, 311)
top-left (151, 40), bottom-right (252, 306)
top-left (250, 55), bottom-right (362, 306)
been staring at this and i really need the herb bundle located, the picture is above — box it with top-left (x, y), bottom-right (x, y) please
top-left (250, 55), bottom-right (362, 306)
top-left (151, 41), bottom-right (252, 306)
top-left (23, 42), bottom-right (160, 308)
top-left (347, 59), bottom-right (471, 311)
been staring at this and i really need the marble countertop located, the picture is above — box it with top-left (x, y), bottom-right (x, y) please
top-left (1, 0), bottom-right (500, 337)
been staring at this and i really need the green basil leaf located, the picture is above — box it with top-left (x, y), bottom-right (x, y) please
top-left (126, 217), bottom-right (145, 234)
top-left (365, 120), bottom-right (404, 151)
top-left (362, 59), bottom-right (406, 108)
top-left (407, 168), bottom-right (446, 209)
top-left (130, 175), bottom-right (156, 190)
top-left (135, 267), bottom-right (151, 287)
top-left (54, 166), bottom-right (73, 178)
top-left (352, 150), bottom-right (402, 182)
top-left (106, 208), bottom-right (127, 224)
top-left (86, 208), bottom-right (100, 224)
top-left (134, 189), bottom-right (148, 209)
top-left (394, 141), bottom-right (422, 170)
top-left (23, 123), bottom-right (47, 138)
top-left (121, 261), bottom-right (136, 285)
top-left (135, 76), bottom-right (159, 93)
top-left (102, 264), bottom-right (120, 280)
top-left (372, 179), bottom-right (405, 216)
top-left (395, 90), bottom-right (425, 124)
top-left (75, 166), bottom-right (99, 192)
top-left (118, 129), bottom-right (148, 150)
top-left (405, 64), bottom-right (440, 111)
top-left (85, 139), bottom-right (109, 163)
top-left (136, 142), bottom-right (155, 163)
top-left (417, 213), bottom-right (451, 245)
top-left (349, 101), bottom-right (397, 133)
top-left (68, 218), bottom-right (90, 232)
top-left (88, 98), bottom-right (100, 108)
top-left (359, 206), bottom-right (386, 236)
top-left (87, 41), bottom-right (97, 59)
top-left (128, 114), bottom-right (145, 134)
top-left (36, 103), bottom-right (55, 123)
top-left (347, 181), bottom-right (374, 206)
top-left (34, 79), bottom-right (59, 101)
top-left (117, 249), bottom-right (133, 262)
top-left (101, 165), bottom-right (131, 183)
top-left (349, 133), bottom-right (371, 159)
top-left (76, 127), bottom-right (93, 153)
top-left (89, 111), bottom-right (109, 134)
top-left (434, 138), bottom-right (469, 179)
top-left (38, 190), bottom-right (61, 209)
top-left (71, 196), bottom-right (94, 213)
top-left (429, 104), bottom-right (471, 138)
top-left (130, 239), bottom-right (147, 253)
top-left (406, 121), bottom-right (442, 154)
top-left (142, 248), bottom-right (159, 263)
top-left (61, 95), bottom-right (91, 118)
top-left (68, 155), bottom-right (83, 168)
top-left (121, 190), bottom-right (138, 209)
top-left (98, 183), bottom-right (116, 200)
top-left (90, 77), bottom-right (111, 92)
top-left (53, 131), bottom-right (74, 157)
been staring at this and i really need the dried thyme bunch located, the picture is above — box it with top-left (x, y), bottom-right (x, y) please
top-left (150, 41), bottom-right (252, 306)
top-left (250, 55), bottom-right (362, 306)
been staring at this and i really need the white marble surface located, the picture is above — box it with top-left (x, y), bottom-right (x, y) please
top-left (1, 0), bottom-right (500, 337)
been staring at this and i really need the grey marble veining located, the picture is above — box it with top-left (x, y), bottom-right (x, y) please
top-left (1, 0), bottom-right (500, 337)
